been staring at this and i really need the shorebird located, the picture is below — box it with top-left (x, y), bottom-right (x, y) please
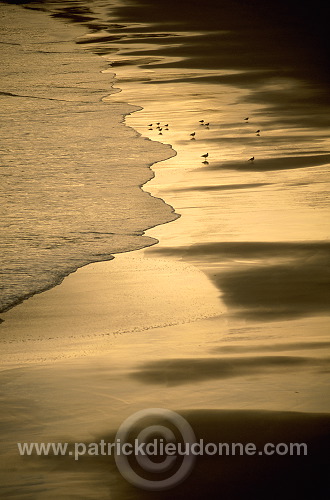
top-left (148, 124), bottom-right (153, 127)
top-left (255, 129), bottom-right (260, 133)
top-left (158, 128), bottom-right (163, 135)
top-left (248, 156), bottom-right (254, 161)
top-left (199, 120), bottom-right (205, 124)
top-left (204, 122), bottom-right (210, 127)
top-left (164, 124), bottom-right (169, 128)
top-left (190, 132), bottom-right (196, 137)
top-left (201, 153), bottom-right (209, 159)
top-left (244, 117), bottom-right (249, 121)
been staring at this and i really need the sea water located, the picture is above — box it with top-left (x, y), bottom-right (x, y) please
top-left (0, 1), bottom-right (330, 499)
top-left (0, 1), bottom-right (177, 314)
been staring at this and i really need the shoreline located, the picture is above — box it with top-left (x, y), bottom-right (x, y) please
top-left (0, 2), bottom-right (180, 316)
top-left (0, 0), bottom-right (222, 363)
top-left (1, 2), bottom-right (329, 498)
top-left (1, 1), bottom-right (329, 408)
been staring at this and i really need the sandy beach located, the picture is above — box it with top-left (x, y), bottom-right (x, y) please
top-left (1, 1), bottom-right (330, 498)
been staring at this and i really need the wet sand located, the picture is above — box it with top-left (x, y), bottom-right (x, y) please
top-left (1, 135), bottom-right (329, 497)
top-left (1, 0), bottom-right (330, 498)
top-left (72, 409), bottom-right (330, 499)
top-left (0, 2), bottom-right (178, 314)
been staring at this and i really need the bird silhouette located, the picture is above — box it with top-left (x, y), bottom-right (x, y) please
top-left (244, 117), bottom-right (249, 121)
top-left (248, 156), bottom-right (254, 161)
top-left (201, 153), bottom-right (209, 159)
top-left (190, 132), bottom-right (196, 137)
top-left (199, 120), bottom-right (205, 124)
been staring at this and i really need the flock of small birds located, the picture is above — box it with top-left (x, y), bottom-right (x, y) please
top-left (147, 116), bottom-right (261, 164)
top-left (148, 122), bottom-right (169, 135)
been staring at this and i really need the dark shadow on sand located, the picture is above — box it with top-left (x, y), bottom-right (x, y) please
top-left (174, 183), bottom-right (270, 193)
top-left (212, 341), bottom-right (330, 355)
top-left (213, 261), bottom-right (330, 320)
top-left (130, 355), bottom-right (328, 386)
top-left (205, 154), bottom-right (330, 172)
top-left (108, 0), bottom-right (330, 112)
top-left (150, 240), bottom-right (330, 261)
top-left (23, 0), bottom-right (330, 131)
top-left (47, 409), bottom-right (330, 499)
top-left (150, 242), bottom-right (330, 320)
